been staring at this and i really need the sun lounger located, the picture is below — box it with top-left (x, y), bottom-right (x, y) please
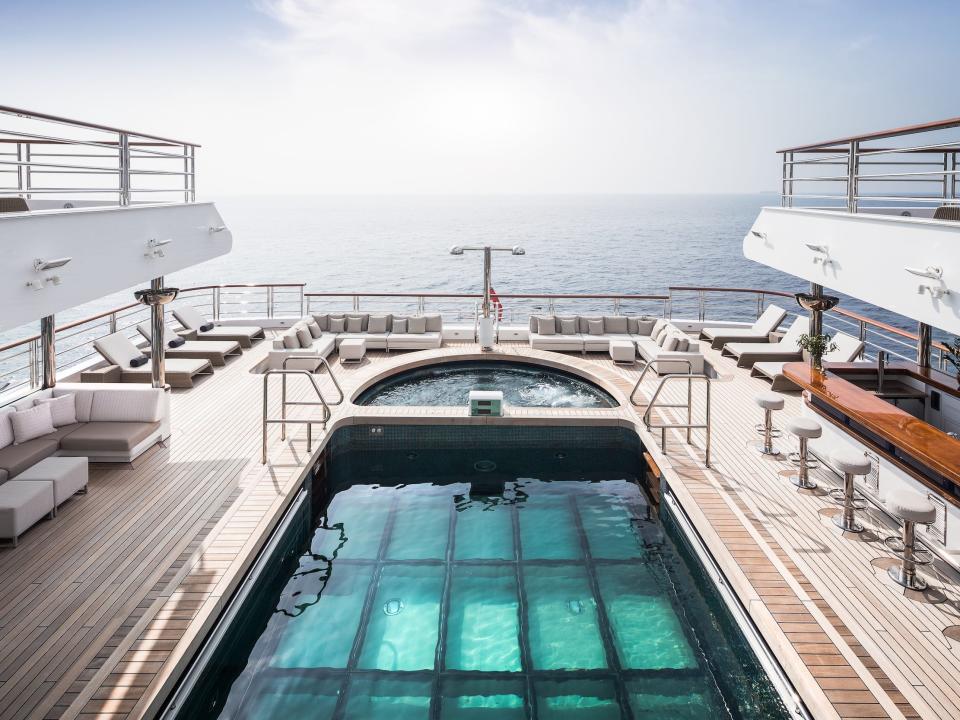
top-left (700, 305), bottom-right (787, 350)
top-left (722, 316), bottom-right (807, 368)
top-left (172, 306), bottom-right (264, 348)
top-left (750, 332), bottom-right (866, 390)
top-left (93, 333), bottom-right (213, 388)
top-left (136, 322), bottom-right (241, 367)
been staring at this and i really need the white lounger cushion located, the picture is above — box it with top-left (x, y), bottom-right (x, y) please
top-left (170, 306), bottom-right (208, 330)
top-left (725, 316), bottom-right (806, 358)
top-left (94, 333), bottom-right (209, 375)
top-left (172, 307), bottom-right (262, 338)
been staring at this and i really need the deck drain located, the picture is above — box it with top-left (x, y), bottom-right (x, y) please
top-left (567, 599), bottom-right (584, 615)
top-left (383, 598), bottom-right (405, 616)
top-left (474, 460), bottom-right (497, 473)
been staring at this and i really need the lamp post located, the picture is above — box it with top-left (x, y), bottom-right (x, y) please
top-left (449, 245), bottom-right (525, 350)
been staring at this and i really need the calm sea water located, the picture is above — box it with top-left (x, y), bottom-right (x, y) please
top-left (1, 194), bottom-right (920, 340)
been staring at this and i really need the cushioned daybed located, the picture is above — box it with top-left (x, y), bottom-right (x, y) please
top-left (136, 322), bottom-right (241, 367)
top-left (172, 306), bottom-right (265, 348)
top-left (750, 332), bottom-right (865, 391)
top-left (700, 305), bottom-right (787, 350)
top-left (722, 316), bottom-right (807, 368)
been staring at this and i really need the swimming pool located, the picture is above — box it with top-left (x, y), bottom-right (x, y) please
top-left (167, 426), bottom-right (789, 719)
top-left (355, 361), bottom-right (618, 408)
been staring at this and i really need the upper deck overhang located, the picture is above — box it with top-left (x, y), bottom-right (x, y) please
top-left (744, 207), bottom-right (960, 334)
top-left (0, 202), bottom-right (232, 331)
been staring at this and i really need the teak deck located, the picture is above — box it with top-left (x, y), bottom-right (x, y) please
top-left (1, 336), bottom-right (959, 720)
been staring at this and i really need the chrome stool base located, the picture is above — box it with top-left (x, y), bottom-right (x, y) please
top-left (752, 442), bottom-right (782, 456)
top-left (833, 514), bottom-right (864, 534)
top-left (788, 473), bottom-right (818, 490)
top-left (828, 488), bottom-right (866, 509)
top-left (787, 451), bottom-right (820, 468)
top-left (888, 565), bottom-right (928, 591)
top-left (883, 536), bottom-right (934, 565)
top-left (755, 424), bottom-right (782, 438)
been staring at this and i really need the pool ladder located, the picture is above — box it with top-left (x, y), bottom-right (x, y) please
top-left (630, 359), bottom-right (712, 468)
top-left (261, 355), bottom-right (344, 464)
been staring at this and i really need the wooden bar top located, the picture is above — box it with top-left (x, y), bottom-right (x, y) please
top-left (783, 362), bottom-right (960, 486)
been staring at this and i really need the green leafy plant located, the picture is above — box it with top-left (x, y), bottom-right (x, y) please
top-left (944, 337), bottom-right (960, 381)
top-left (798, 333), bottom-right (838, 370)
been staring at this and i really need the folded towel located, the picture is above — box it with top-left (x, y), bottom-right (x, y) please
top-left (168, 337), bottom-right (186, 348)
top-left (130, 355), bottom-right (149, 368)
top-left (200, 322), bottom-right (215, 332)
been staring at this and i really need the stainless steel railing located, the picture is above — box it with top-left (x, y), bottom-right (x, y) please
top-left (778, 116), bottom-right (960, 212)
top-left (262, 364), bottom-right (340, 464)
top-left (637, 369), bottom-right (712, 468)
top-left (0, 104), bottom-right (198, 207)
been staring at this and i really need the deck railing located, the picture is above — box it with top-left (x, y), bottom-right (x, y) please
top-left (779, 117), bottom-right (960, 212)
top-left (0, 284), bottom-right (952, 401)
top-left (0, 104), bottom-right (198, 208)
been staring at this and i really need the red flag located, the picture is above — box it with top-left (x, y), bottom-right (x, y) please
top-left (489, 286), bottom-right (504, 321)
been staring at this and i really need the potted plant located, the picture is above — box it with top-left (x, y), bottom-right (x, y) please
top-left (944, 337), bottom-right (960, 383)
top-left (798, 333), bottom-right (838, 371)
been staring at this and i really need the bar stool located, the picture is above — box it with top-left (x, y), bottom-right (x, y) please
top-left (785, 417), bottom-right (821, 489)
top-left (829, 449), bottom-right (871, 533)
top-left (754, 391), bottom-right (784, 455)
top-left (884, 490), bottom-right (936, 591)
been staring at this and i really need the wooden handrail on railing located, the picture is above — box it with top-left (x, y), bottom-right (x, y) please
top-left (779, 116), bottom-right (960, 154)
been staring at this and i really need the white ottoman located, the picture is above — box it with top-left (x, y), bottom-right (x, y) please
top-left (16, 456), bottom-right (88, 514)
top-left (339, 338), bottom-right (366, 365)
top-left (0, 480), bottom-right (55, 547)
top-left (609, 340), bottom-right (636, 364)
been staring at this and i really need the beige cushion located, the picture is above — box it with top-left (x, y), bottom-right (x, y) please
top-left (35, 394), bottom-right (77, 428)
top-left (830, 449), bottom-right (871, 476)
top-left (171, 306), bottom-right (207, 331)
top-left (88, 388), bottom-right (162, 423)
top-left (282, 331), bottom-right (298, 349)
top-left (661, 336), bottom-right (679, 351)
top-left (296, 327), bottom-right (313, 348)
top-left (11, 404), bottom-right (55, 444)
top-left (408, 316), bottom-right (427, 334)
top-left (559, 317), bottom-right (578, 335)
top-left (587, 319), bottom-right (604, 336)
top-left (346, 316), bottom-right (363, 333)
top-left (306, 320), bottom-right (323, 338)
top-left (604, 316), bottom-right (628, 334)
top-left (675, 337), bottom-right (690, 352)
top-left (59, 421), bottom-right (160, 452)
top-left (755, 391), bottom-right (784, 411)
top-left (885, 490), bottom-right (936, 524)
top-left (537, 316), bottom-right (556, 335)
top-left (0, 437), bottom-right (59, 477)
top-left (0, 408), bottom-right (14, 450)
top-left (393, 318), bottom-right (408, 333)
top-left (651, 319), bottom-right (667, 338)
top-left (368, 315), bottom-right (388, 334)
top-left (330, 317), bottom-right (346, 333)
top-left (311, 314), bottom-right (330, 331)
top-left (787, 417), bottom-right (821, 439)
top-left (635, 318), bottom-right (657, 336)
top-left (424, 314), bottom-right (443, 332)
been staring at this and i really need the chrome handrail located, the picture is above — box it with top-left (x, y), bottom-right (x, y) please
top-left (262, 368), bottom-right (332, 464)
top-left (638, 371), bottom-right (712, 468)
top-left (630, 358), bottom-right (693, 405)
top-left (281, 354), bottom-right (344, 405)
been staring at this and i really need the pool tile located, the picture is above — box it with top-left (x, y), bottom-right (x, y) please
top-left (445, 565), bottom-right (521, 672)
top-left (534, 678), bottom-right (620, 720)
top-left (440, 678), bottom-right (526, 719)
top-left (342, 676), bottom-right (432, 720)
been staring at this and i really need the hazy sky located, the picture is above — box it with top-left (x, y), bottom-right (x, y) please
top-left (4, 0), bottom-right (959, 195)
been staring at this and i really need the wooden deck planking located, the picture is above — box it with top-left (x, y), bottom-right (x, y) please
top-left (0, 338), bottom-right (956, 719)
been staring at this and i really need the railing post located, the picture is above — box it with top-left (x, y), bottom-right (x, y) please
top-left (183, 144), bottom-right (191, 204)
top-left (15, 142), bottom-right (24, 194)
top-left (109, 312), bottom-right (117, 334)
top-left (698, 290), bottom-right (705, 321)
top-left (189, 145), bottom-right (197, 202)
top-left (299, 287), bottom-right (305, 318)
top-left (756, 293), bottom-right (764, 319)
top-left (847, 141), bottom-right (859, 213)
top-left (858, 320), bottom-right (867, 359)
top-left (353, 295), bottom-right (360, 312)
top-left (28, 338), bottom-right (39, 389)
top-left (613, 297), bottom-right (621, 315)
top-left (119, 132), bottom-right (131, 206)
top-left (40, 315), bottom-right (56, 389)
top-left (23, 143), bottom-right (32, 199)
top-left (267, 286), bottom-right (274, 319)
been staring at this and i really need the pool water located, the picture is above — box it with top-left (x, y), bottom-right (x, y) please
top-left (355, 361), bottom-right (618, 408)
top-left (172, 427), bottom-right (788, 720)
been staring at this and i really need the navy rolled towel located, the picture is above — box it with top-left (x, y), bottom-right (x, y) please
top-left (200, 322), bottom-right (215, 332)
top-left (168, 337), bottom-right (186, 348)
top-left (130, 355), bottom-right (149, 368)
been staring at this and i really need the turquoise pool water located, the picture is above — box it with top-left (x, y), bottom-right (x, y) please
top-left (171, 426), bottom-right (788, 720)
top-left (355, 361), bottom-right (618, 408)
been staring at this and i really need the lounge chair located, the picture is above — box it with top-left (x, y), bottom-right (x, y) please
top-left (93, 333), bottom-right (213, 388)
top-left (722, 316), bottom-right (807, 368)
top-left (171, 306), bottom-right (265, 348)
top-left (700, 305), bottom-right (787, 350)
top-left (136, 322), bottom-right (242, 367)
top-left (750, 332), bottom-right (865, 391)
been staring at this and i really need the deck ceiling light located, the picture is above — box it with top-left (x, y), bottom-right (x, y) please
top-left (904, 266), bottom-right (943, 280)
top-left (33, 257), bottom-right (72, 272)
top-left (750, 230), bottom-right (767, 240)
top-left (145, 238), bottom-right (173, 258)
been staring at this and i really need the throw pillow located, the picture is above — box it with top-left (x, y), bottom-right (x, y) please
top-left (311, 314), bottom-right (330, 331)
top-left (604, 316), bottom-right (628, 334)
top-left (282, 331), bottom-right (298, 349)
top-left (393, 318), bottom-right (408, 333)
top-left (11, 403), bottom-right (55, 444)
top-left (587, 319), bottom-right (604, 336)
top-left (307, 320), bottom-right (323, 338)
top-left (368, 315), bottom-right (388, 334)
top-left (0, 408), bottom-right (15, 449)
top-left (662, 336), bottom-right (680, 351)
top-left (651, 319), bottom-right (667, 338)
top-left (329, 317), bottom-right (346, 333)
top-left (130, 355), bottom-right (149, 368)
top-left (36, 394), bottom-right (77, 427)
top-left (346, 317), bottom-right (363, 333)
top-left (296, 327), bottom-right (313, 348)
top-left (675, 337), bottom-right (690, 352)
top-left (559, 318), bottom-right (578, 335)
top-left (408, 316), bottom-right (427, 334)
top-left (537, 316), bottom-right (556, 335)
top-left (635, 319), bottom-right (657, 336)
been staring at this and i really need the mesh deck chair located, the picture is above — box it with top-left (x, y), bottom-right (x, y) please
top-left (700, 305), bottom-right (787, 350)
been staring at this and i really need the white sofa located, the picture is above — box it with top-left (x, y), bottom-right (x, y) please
top-left (310, 313), bottom-right (443, 351)
top-left (528, 315), bottom-right (703, 374)
top-left (0, 383), bottom-right (169, 483)
top-left (269, 319), bottom-right (337, 370)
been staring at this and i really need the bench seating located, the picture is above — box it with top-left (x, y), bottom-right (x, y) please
top-left (312, 313), bottom-right (443, 351)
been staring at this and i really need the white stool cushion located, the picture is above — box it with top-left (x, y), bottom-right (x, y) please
top-left (831, 449), bottom-right (871, 476)
top-left (787, 417), bottom-right (821, 439)
top-left (885, 489), bottom-right (936, 524)
top-left (755, 391), bottom-right (784, 411)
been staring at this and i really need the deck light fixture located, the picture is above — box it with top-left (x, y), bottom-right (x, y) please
top-left (449, 244), bottom-right (526, 350)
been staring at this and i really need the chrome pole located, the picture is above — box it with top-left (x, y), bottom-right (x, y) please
top-left (150, 277), bottom-right (166, 388)
top-left (809, 283), bottom-right (823, 337)
top-left (40, 315), bottom-right (55, 389)
top-left (847, 141), bottom-right (859, 213)
top-left (119, 132), bottom-right (130, 206)
top-left (917, 322), bottom-right (932, 369)
top-left (482, 246), bottom-right (492, 319)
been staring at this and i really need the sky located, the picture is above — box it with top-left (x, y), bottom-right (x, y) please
top-left (3, 0), bottom-right (959, 196)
